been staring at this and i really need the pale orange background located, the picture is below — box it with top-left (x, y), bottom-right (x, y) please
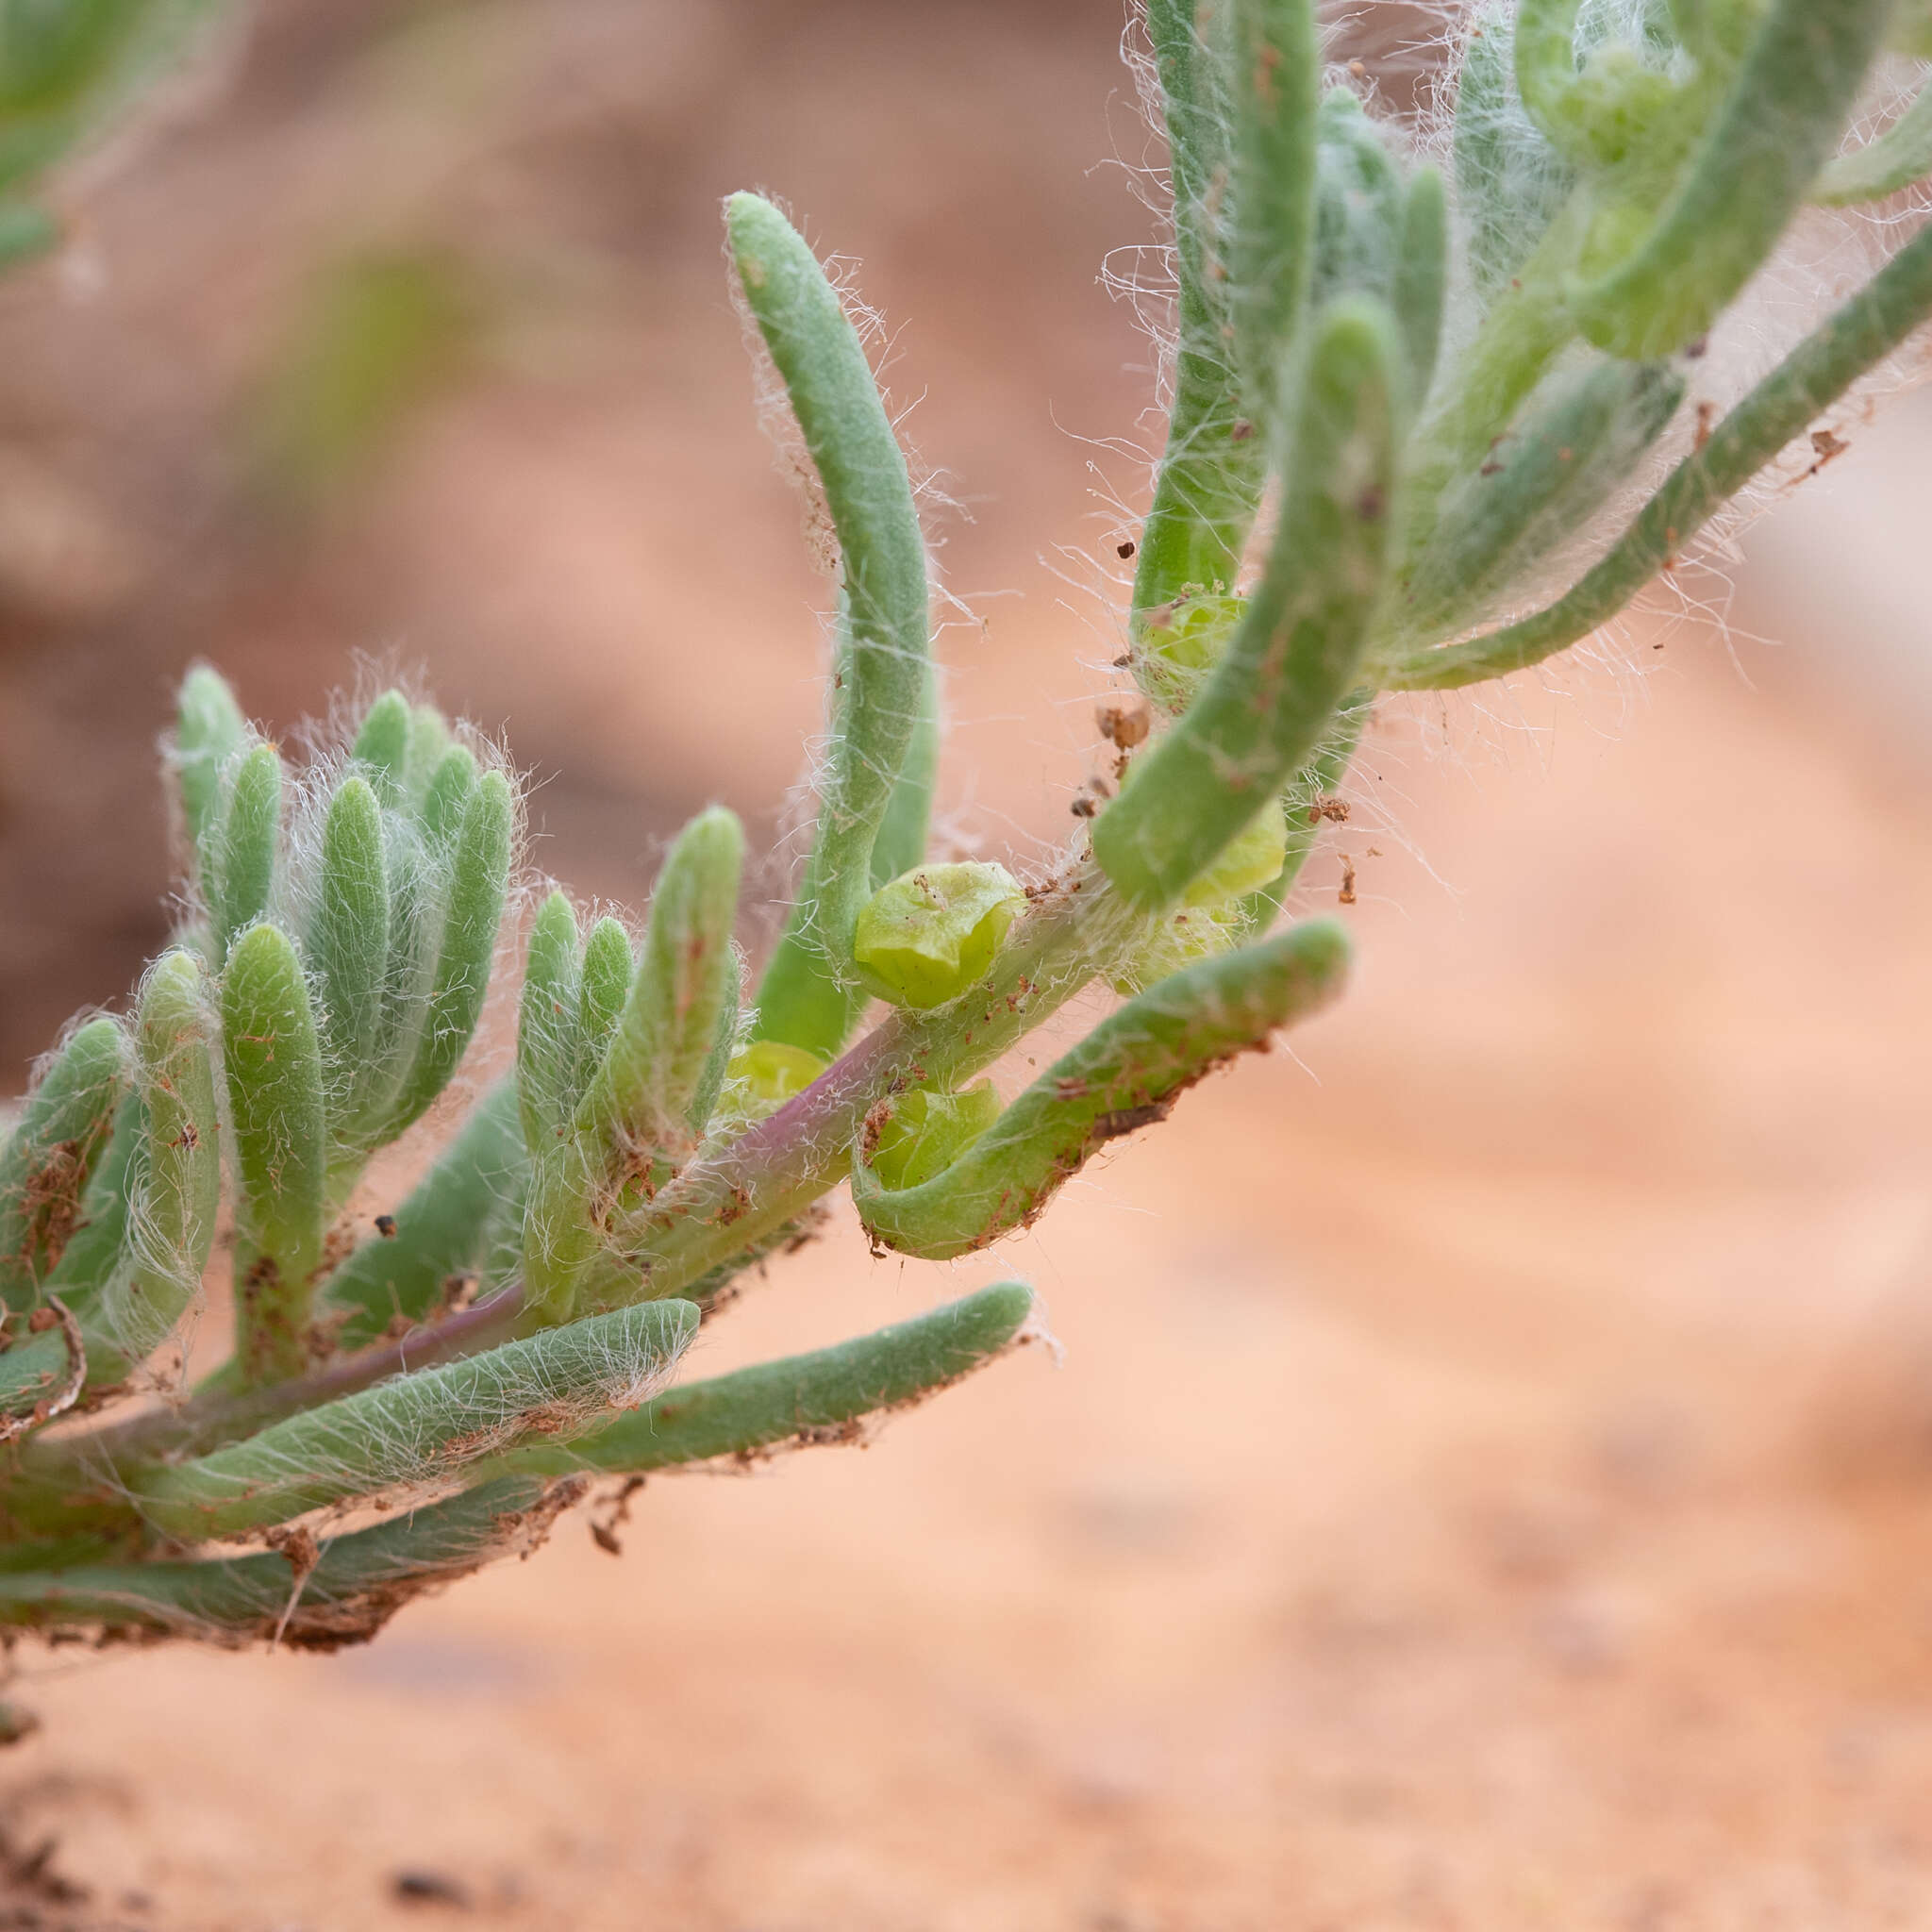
top-left (6, 5), bottom-right (1932, 1926)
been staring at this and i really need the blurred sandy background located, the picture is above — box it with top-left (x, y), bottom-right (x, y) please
top-left (9, 3), bottom-right (1932, 1927)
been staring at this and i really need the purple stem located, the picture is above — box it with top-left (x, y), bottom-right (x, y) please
top-left (30, 1287), bottom-right (526, 1474)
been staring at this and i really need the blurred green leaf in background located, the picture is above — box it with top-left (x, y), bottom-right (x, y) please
top-left (0, 0), bottom-right (225, 260)
top-left (252, 247), bottom-right (479, 508)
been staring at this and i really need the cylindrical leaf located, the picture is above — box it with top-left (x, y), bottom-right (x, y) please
top-left (1093, 300), bottom-right (1403, 909)
top-left (42, 1091), bottom-right (139, 1309)
top-left (384, 768), bottom-right (514, 1140)
top-left (487, 1283), bottom-right (1034, 1478)
top-left (1383, 208), bottom-right (1932, 690)
top-left (404, 702), bottom-right (452, 805)
top-left (351, 688), bottom-right (412, 805)
top-left (132, 1299), bottom-right (697, 1539)
top-left (574, 915), bottom-right (634, 1105)
top-left (0, 1475), bottom-right (576, 1646)
top-left (853, 922), bottom-right (1349, 1258)
top-left (324, 1074), bottom-right (525, 1350)
top-left (521, 1138), bottom-right (605, 1321)
top-left (1224, 0), bottom-right (1322, 428)
top-left (1392, 164), bottom-right (1447, 404)
top-left (1308, 88), bottom-right (1405, 321)
top-left (419, 743), bottom-right (477, 846)
top-left (871, 665), bottom-right (939, 887)
top-left (89, 951), bottom-right (221, 1373)
top-left (0, 1016), bottom-right (128, 1316)
top-left (1129, 0), bottom-right (1263, 626)
top-left (1814, 80), bottom-right (1932, 206)
top-left (518, 890), bottom-right (583, 1147)
top-left (1453, 3), bottom-right (1575, 308)
top-left (1571, 0), bottom-right (1890, 358)
top-left (171, 665), bottom-right (246, 859)
top-left (580, 807), bottom-right (743, 1164)
top-left (222, 922), bottom-right (326, 1384)
top-left (211, 742), bottom-right (283, 965)
top-left (1395, 356), bottom-right (1685, 642)
top-left (310, 775), bottom-right (391, 1135)
top-left (728, 193), bottom-right (930, 1062)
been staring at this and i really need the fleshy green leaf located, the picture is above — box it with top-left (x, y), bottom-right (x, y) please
top-left (486, 1283), bottom-right (1034, 1479)
top-left (729, 193), bottom-right (931, 1062)
top-left (1094, 299), bottom-right (1403, 909)
top-left (853, 923), bottom-right (1348, 1259)
top-left (221, 922), bottom-right (326, 1384)
top-left (133, 1300), bottom-right (697, 1540)
top-left (0, 1016), bottom-right (127, 1316)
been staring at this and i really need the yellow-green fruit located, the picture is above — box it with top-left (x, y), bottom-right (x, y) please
top-left (853, 863), bottom-right (1024, 1008)
top-left (1181, 803), bottom-right (1286, 907)
top-left (1108, 903), bottom-right (1245, 997)
top-left (866, 1082), bottom-right (1002, 1192)
top-left (726, 1041), bottom-right (827, 1110)
top-left (1136, 591), bottom-right (1245, 708)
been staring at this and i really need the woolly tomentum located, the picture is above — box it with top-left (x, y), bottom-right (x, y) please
top-left (6, 0), bottom-right (1932, 1659)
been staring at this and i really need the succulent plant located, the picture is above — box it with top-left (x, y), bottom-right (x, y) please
top-left (5, 0), bottom-right (1932, 1671)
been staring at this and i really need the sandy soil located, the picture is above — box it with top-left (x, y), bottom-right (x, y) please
top-left (9, 645), bottom-right (1932, 1930)
top-left (6, 4), bottom-right (1932, 1927)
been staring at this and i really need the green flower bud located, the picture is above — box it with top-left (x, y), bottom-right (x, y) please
top-left (1135, 591), bottom-right (1245, 709)
top-left (853, 862), bottom-right (1024, 1009)
top-left (864, 1082), bottom-right (1002, 1193)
